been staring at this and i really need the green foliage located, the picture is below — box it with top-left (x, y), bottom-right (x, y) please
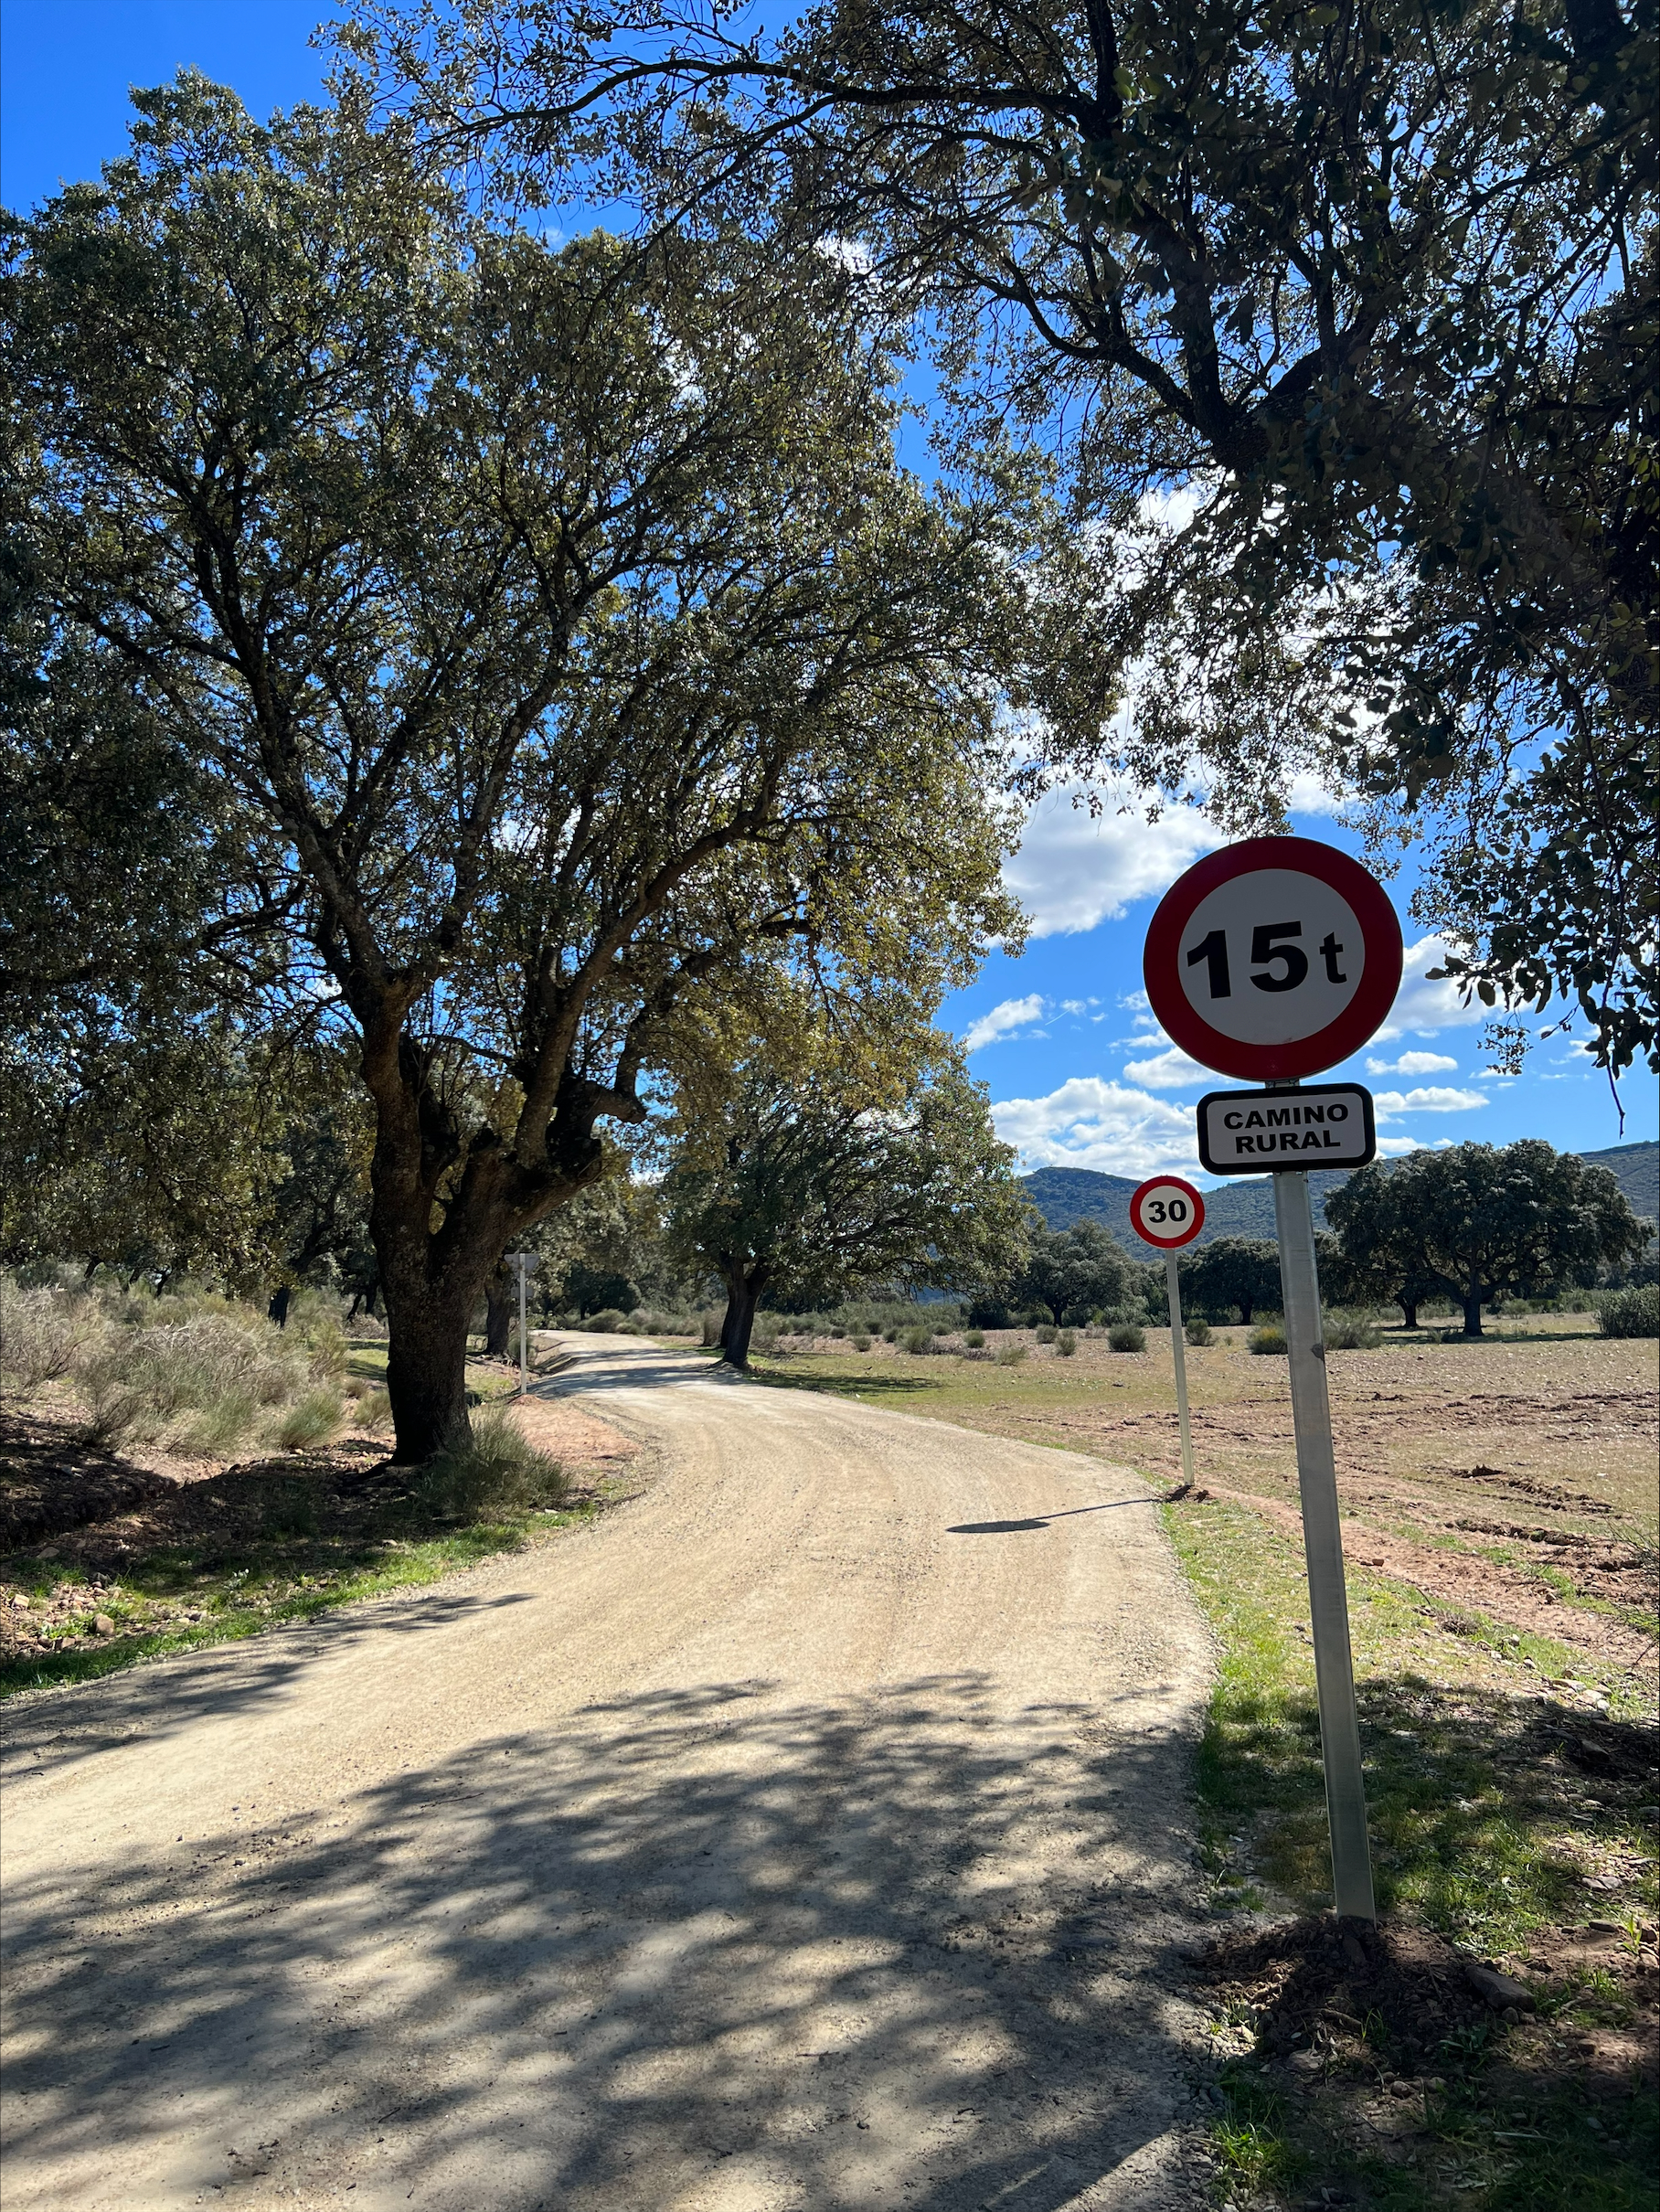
top-left (1598, 1284), bottom-right (1660, 1337)
top-left (1184, 1316), bottom-right (1212, 1347)
top-left (378, 0), bottom-right (1660, 1069)
top-left (414, 1408), bottom-right (569, 1523)
top-left (4, 76), bottom-right (1036, 1457)
top-left (1012, 1218), bottom-right (1136, 1324)
top-left (1323, 1309), bottom-right (1382, 1350)
top-left (1181, 1237), bottom-right (1282, 1326)
top-left (1107, 1321), bottom-right (1145, 1352)
top-left (1248, 1324), bottom-right (1289, 1356)
top-left (1328, 1141), bottom-right (1649, 1334)
top-left (963, 1328), bottom-right (985, 1349)
top-left (1056, 1328), bottom-right (1078, 1356)
top-left (274, 1389), bottom-right (346, 1452)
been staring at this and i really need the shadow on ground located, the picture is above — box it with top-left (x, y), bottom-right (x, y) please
top-left (3, 1675), bottom-right (1211, 2210)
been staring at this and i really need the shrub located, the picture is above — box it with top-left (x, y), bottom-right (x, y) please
top-left (996, 1343), bottom-right (1027, 1366)
top-left (963, 1328), bottom-right (985, 1349)
top-left (354, 1388), bottom-right (394, 1431)
top-left (699, 1309), bottom-right (723, 1347)
top-left (901, 1326), bottom-right (931, 1354)
top-left (415, 1407), bottom-right (569, 1522)
top-left (1599, 1285), bottom-right (1659, 1338)
top-left (0, 1281), bottom-right (90, 1388)
top-left (1185, 1317), bottom-right (1212, 1346)
top-left (580, 1308), bottom-right (635, 1333)
top-left (1249, 1324), bottom-right (1289, 1355)
top-left (1324, 1310), bottom-right (1382, 1350)
top-left (1107, 1323), bottom-right (1145, 1353)
top-left (851, 1333), bottom-right (872, 1351)
top-left (1035, 1323), bottom-right (1058, 1344)
top-left (884, 1326), bottom-right (900, 1343)
top-left (275, 1388), bottom-right (346, 1452)
top-left (1056, 1328), bottom-right (1078, 1356)
top-left (73, 1307), bottom-right (312, 1450)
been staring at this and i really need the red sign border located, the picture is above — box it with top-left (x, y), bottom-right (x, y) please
top-left (1129, 1174), bottom-right (1208, 1250)
top-left (1143, 836), bottom-right (1403, 1081)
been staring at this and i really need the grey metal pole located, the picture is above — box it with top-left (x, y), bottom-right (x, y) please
top-left (517, 1259), bottom-right (528, 1398)
top-left (1272, 1164), bottom-right (1377, 1922)
top-left (1164, 1250), bottom-right (1197, 1489)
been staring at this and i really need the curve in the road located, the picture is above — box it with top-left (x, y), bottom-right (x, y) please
top-left (1, 1335), bottom-right (1216, 2212)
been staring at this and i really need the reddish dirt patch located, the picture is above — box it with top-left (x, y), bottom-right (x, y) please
top-left (507, 1395), bottom-right (640, 1470)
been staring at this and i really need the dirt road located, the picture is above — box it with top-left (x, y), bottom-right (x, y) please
top-left (1, 1338), bottom-right (1215, 2212)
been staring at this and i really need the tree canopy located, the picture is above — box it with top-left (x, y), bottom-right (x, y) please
top-left (355, 0), bottom-right (1659, 1074)
top-left (4, 78), bottom-right (1032, 1454)
top-left (661, 1033), bottom-right (1029, 1367)
top-left (1326, 1139), bottom-right (1647, 1333)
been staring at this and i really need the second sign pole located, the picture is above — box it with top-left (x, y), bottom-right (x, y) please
top-left (1272, 1157), bottom-right (1376, 1923)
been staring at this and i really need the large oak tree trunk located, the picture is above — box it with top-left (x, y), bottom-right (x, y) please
top-left (484, 1268), bottom-right (513, 1359)
top-left (1463, 1285), bottom-right (1484, 1336)
top-left (1399, 1294), bottom-right (1420, 1329)
top-left (719, 1263), bottom-right (768, 1370)
top-left (379, 1269), bottom-right (478, 1462)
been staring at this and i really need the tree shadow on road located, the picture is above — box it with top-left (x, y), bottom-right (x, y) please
top-left (3, 1674), bottom-right (1212, 2211)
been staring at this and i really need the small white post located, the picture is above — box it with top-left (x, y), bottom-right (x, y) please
top-left (1164, 1250), bottom-right (1197, 1489)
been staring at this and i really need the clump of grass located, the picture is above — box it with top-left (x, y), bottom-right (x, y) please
top-left (901, 1326), bottom-right (932, 1354)
top-left (1599, 1285), bottom-right (1658, 1338)
top-left (996, 1343), bottom-right (1027, 1366)
top-left (1056, 1328), bottom-right (1078, 1356)
top-left (1210, 2064), bottom-right (1306, 2199)
top-left (1107, 1322), bottom-right (1145, 1353)
top-left (275, 1388), bottom-right (346, 1452)
top-left (1249, 1323), bottom-right (1288, 1355)
top-left (354, 1387), bottom-right (393, 1432)
top-left (1185, 1316), bottom-right (1213, 1346)
top-left (415, 1407), bottom-right (569, 1524)
top-left (963, 1328), bottom-right (985, 1350)
top-left (1035, 1322), bottom-right (1058, 1344)
top-left (1324, 1308), bottom-right (1382, 1349)
top-left (0, 1281), bottom-right (92, 1388)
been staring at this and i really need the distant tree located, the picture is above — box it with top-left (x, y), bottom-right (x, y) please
top-left (5, 80), bottom-right (1027, 1458)
top-left (662, 1045), bottom-right (1029, 1367)
top-left (1014, 1220), bottom-right (1136, 1325)
top-left (1181, 1237), bottom-right (1282, 1326)
top-left (1327, 1142), bottom-right (1647, 1336)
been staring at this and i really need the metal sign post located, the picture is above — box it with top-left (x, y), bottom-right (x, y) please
top-left (1143, 836), bottom-right (1403, 1925)
top-left (507, 1251), bottom-right (539, 1397)
top-left (1163, 1251), bottom-right (1197, 1489)
top-left (1129, 1175), bottom-right (1207, 1494)
top-left (1272, 1153), bottom-right (1376, 1921)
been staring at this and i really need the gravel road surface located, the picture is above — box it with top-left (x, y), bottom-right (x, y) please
top-left (2, 1337), bottom-right (1215, 2211)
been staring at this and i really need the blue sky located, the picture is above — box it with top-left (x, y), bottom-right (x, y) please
top-left (6, 2), bottom-right (1653, 1181)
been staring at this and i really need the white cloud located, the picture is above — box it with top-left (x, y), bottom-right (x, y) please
top-left (962, 994), bottom-right (1048, 1053)
top-left (1376, 1133), bottom-right (1457, 1155)
top-left (1004, 781), bottom-right (1223, 939)
top-left (992, 1077), bottom-right (1199, 1177)
top-left (1373, 938), bottom-right (1485, 1039)
top-left (1122, 1044), bottom-right (1212, 1090)
top-left (1371, 1086), bottom-right (1489, 1122)
top-left (1366, 1049), bottom-right (1459, 1077)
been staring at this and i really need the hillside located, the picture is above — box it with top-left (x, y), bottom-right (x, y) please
top-left (1022, 1138), bottom-right (1658, 1248)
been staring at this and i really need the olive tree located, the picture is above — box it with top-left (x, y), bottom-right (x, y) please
top-left (4, 79), bottom-right (1027, 1456)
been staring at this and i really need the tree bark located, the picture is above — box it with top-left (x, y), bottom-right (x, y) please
top-left (1463, 1285), bottom-right (1484, 1336)
top-left (379, 1271), bottom-right (478, 1462)
top-left (484, 1268), bottom-right (513, 1358)
top-left (718, 1262), bottom-right (768, 1370)
top-left (1238, 1294), bottom-right (1254, 1324)
top-left (1399, 1294), bottom-right (1419, 1329)
top-left (268, 1285), bottom-right (292, 1330)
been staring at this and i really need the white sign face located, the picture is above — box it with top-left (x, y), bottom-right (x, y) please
top-left (1176, 869), bottom-right (1365, 1047)
top-left (1197, 1085), bottom-right (1377, 1175)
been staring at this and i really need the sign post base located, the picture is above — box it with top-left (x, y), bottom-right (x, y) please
top-left (1272, 1166), bottom-right (1376, 1922)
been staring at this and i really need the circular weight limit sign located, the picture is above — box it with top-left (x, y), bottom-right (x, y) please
top-left (1130, 1175), bottom-right (1207, 1250)
top-left (1144, 836), bottom-right (1402, 1081)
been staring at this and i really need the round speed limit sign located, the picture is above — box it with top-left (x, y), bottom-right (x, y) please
top-left (1143, 836), bottom-right (1402, 1081)
top-left (1129, 1175), bottom-right (1207, 1250)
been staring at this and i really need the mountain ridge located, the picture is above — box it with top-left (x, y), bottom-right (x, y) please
top-left (1021, 1139), bottom-right (1658, 1248)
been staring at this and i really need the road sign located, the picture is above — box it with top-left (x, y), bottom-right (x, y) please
top-left (1128, 1174), bottom-right (1207, 1249)
top-left (1129, 1175), bottom-right (1206, 1491)
top-left (1197, 1084), bottom-right (1377, 1175)
top-left (1143, 836), bottom-right (1402, 1082)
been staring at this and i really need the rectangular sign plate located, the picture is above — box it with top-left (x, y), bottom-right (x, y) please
top-left (1196, 1084), bottom-right (1377, 1175)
